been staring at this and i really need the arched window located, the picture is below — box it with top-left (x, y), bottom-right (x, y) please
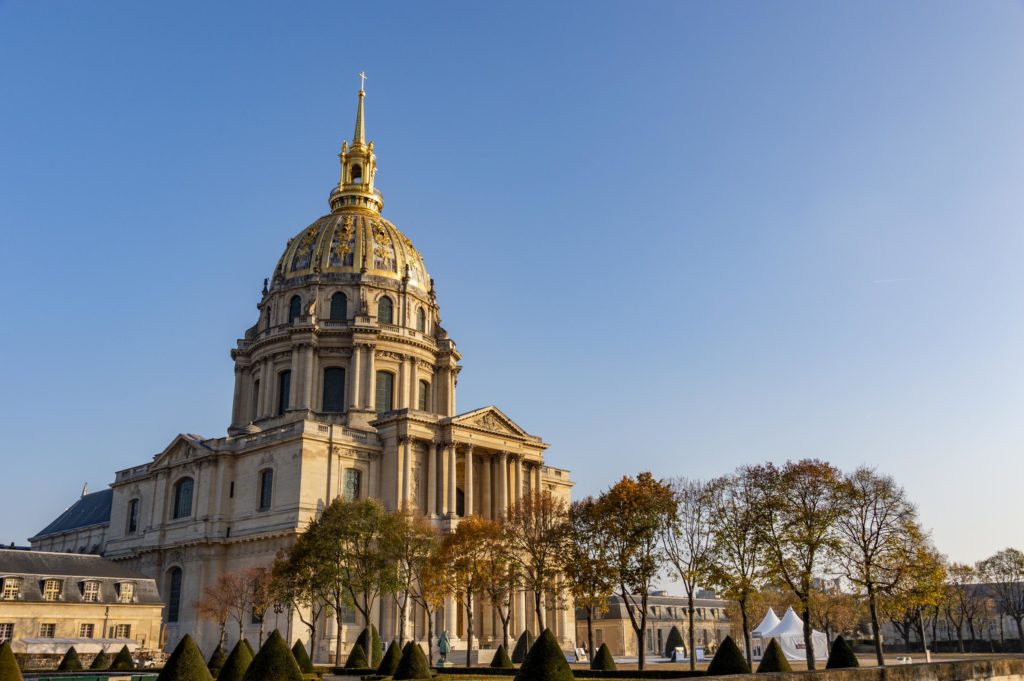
top-left (172, 478), bottom-right (193, 519)
top-left (277, 370), bottom-right (291, 416)
top-left (418, 380), bottom-right (430, 411)
top-left (322, 367), bottom-right (346, 413)
top-left (258, 469), bottom-right (273, 511)
top-left (127, 498), bottom-right (139, 534)
top-left (374, 371), bottom-right (393, 414)
top-left (166, 567), bottom-right (182, 623)
top-left (343, 469), bottom-right (362, 501)
top-left (416, 307), bottom-right (426, 332)
top-left (288, 295), bottom-right (302, 323)
top-left (377, 296), bottom-right (393, 325)
top-left (351, 165), bottom-right (362, 184)
top-left (330, 292), bottom-right (347, 321)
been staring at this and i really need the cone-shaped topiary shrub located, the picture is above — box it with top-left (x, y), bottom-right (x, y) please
top-left (377, 641), bottom-right (402, 676)
top-left (490, 644), bottom-right (514, 669)
top-left (356, 625), bottom-right (383, 666)
top-left (0, 641), bottom-right (23, 681)
top-left (110, 645), bottom-right (135, 671)
top-left (513, 629), bottom-right (572, 681)
top-left (57, 647), bottom-right (84, 672)
top-left (393, 642), bottom-right (430, 681)
top-left (90, 650), bottom-right (111, 670)
top-left (242, 640), bottom-right (255, 657)
top-left (242, 630), bottom-right (303, 681)
top-left (344, 643), bottom-right (368, 670)
top-left (756, 639), bottom-right (792, 673)
top-left (218, 641), bottom-right (254, 681)
top-left (511, 631), bottom-right (535, 664)
top-left (825, 635), bottom-right (859, 669)
top-left (158, 634), bottom-right (213, 681)
top-left (290, 640), bottom-right (313, 674)
top-left (664, 626), bottom-right (685, 659)
top-left (208, 644), bottom-right (228, 675)
top-left (590, 643), bottom-right (616, 671)
top-left (705, 636), bottom-right (750, 676)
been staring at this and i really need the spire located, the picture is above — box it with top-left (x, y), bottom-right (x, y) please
top-left (353, 72), bottom-right (367, 146)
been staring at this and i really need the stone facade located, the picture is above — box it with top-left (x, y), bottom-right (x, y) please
top-left (31, 87), bottom-right (574, 660)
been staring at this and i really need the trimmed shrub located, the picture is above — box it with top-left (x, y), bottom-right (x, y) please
top-left (110, 645), bottom-right (136, 671)
top-left (0, 642), bottom-right (23, 681)
top-left (208, 644), bottom-right (228, 674)
top-left (511, 631), bottom-right (534, 664)
top-left (825, 635), bottom-right (859, 669)
top-left (218, 641), bottom-right (255, 681)
top-left (590, 643), bottom-right (616, 671)
top-left (243, 640), bottom-right (256, 657)
top-left (357, 625), bottom-right (383, 666)
top-left (490, 644), bottom-right (514, 669)
top-left (378, 641), bottom-right (402, 676)
top-left (158, 634), bottom-right (213, 681)
top-left (291, 640), bottom-right (314, 674)
top-left (242, 630), bottom-right (303, 681)
top-left (513, 629), bottom-right (572, 681)
top-left (393, 642), bottom-right (431, 681)
top-left (57, 647), bottom-right (84, 672)
top-left (705, 636), bottom-right (749, 676)
top-left (90, 650), bottom-right (111, 670)
top-left (756, 639), bottom-right (791, 674)
top-left (664, 627), bottom-right (685, 659)
top-left (345, 643), bottom-right (369, 670)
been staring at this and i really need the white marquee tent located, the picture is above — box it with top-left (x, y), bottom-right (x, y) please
top-left (753, 607), bottom-right (828, 661)
top-left (750, 608), bottom-right (781, 658)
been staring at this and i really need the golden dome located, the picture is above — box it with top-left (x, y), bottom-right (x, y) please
top-left (272, 210), bottom-right (430, 292)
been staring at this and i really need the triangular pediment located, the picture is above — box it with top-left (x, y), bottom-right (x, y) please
top-left (450, 406), bottom-right (530, 438)
top-left (150, 433), bottom-right (211, 470)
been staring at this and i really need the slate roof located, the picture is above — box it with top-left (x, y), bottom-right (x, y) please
top-left (0, 549), bottom-right (163, 605)
top-left (32, 488), bottom-right (112, 539)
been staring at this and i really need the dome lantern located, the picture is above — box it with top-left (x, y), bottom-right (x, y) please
top-left (330, 76), bottom-right (383, 213)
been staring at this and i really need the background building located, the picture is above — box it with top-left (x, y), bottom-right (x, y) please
top-left (0, 549), bottom-right (163, 656)
top-left (31, 87), bottom-right (574, 659)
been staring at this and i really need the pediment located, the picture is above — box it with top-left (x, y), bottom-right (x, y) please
top-left (150, 434), bottom-right (211, 470)
top-left (450, 406), bottom-right (530, 438)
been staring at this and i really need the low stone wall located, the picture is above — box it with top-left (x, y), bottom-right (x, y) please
top-left (733, 658), bottom-right (1024, 681)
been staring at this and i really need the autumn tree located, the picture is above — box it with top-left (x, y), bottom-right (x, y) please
top-left (479, 519), bottom-right (520, 651)
top-left (220, 572), bottom-right (253, 642)
top-left (194, 576), bottom-right (233, 650)
top-left (879, 539), bottom-right (946, 653)
top-left (408, 531), bottom-right (445, 666)
top-left (708, 468), bottom-right (769, 668)
top-left (835, 466), bottom-right (920, 665)
top-left (244, 567), bottom-right (274, 645)
top-left (662, 477), bottom-right (719, 671)
top-left (979, 548), bottom-right (1024, 651)
top-left (809, 585), bottom-right (863, 646)
top-left (504, 491), bottom-right (569, 631)
top-left (566, 497), bottom-right (615, 658)
top-left (271, 541), bottom-right (331, 661)
top-left (439, 515), bottom-right (497, 667)
top-left (596, 472), bottom-right (675, 670)
top-left (759, 460), bottom-right (847, 670)
top-left (383, 510), bottom-right (438, 646)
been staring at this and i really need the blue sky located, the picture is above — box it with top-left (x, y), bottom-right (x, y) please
top-left (1, 1), bottom-right (1022, 565)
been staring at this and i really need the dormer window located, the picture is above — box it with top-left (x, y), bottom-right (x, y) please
top-left (416, 308), bottom-right (426, 332)
top-left (1, 578), bottom-right (21, 600)
top-left (117, 582), bottom-right (135, 604)
top-left (82, 580), bottom-right (101, 602)
top-left (377, 296), bottom-right (393, 325)
top-left (41, 579), bottom-right (62, 601)
top-left (288, 295), bottom-right (302, 324)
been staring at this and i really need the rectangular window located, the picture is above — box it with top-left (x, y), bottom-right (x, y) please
top-left (343, 469), bottom-right (362, 501)
top-left (113, 624), bottom-right (131, 639)
top-left (374, 371), bottom-right (393, 414)
top-left (258, 469), bottom-right (273, 511)
top-left (417, 381), bottom-right (429, 411)
top-left (79, 623), bottom-right (95, 638)
top-left (1, 578), bottom-right (21, 600)
top-left (127, 498), bottom-right (139, 534)
top-left (42, 579), bottom-right (62, 601)
top-left (277, 370), bottom-right (291, 416)
top-left (118, 582), bottom-right (135, 603)
top-left (322, 367), bottom-right (346, 413)
top-left (0, 624), bottom-right (12, 642)
top-left (82, 581), bottom-right (101, 602)
top-left (39, 623), bottom-right (56, 638)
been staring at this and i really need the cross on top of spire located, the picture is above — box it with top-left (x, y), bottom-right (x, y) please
top-left (359, 71), bottom-right (367, 92)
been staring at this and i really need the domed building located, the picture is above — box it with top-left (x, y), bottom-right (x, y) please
top-left (30, 87), bottom-right (575, 660)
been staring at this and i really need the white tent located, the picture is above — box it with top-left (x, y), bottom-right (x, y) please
top-left (760, 607), bottom-right (828, 662)
top-left (752, 608), bottom-right (781, 638)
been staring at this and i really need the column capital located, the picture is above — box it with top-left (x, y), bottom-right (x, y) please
top-left (498, 450), bottom-right (509, 461)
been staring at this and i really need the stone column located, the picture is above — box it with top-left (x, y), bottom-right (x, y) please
top-left (401, 437), bottom-right (412, 510)
top-left (409, 357), bottom-right (419, 410)
top-left (514, 456), bottom-right (523, 504)
top-left (515, 590), bottom-right (526, 637)
top-left (397, 355), bottom-right (408, 409)
top-left (439, 442), bottom-right (449, 515)
top-left (231, 366), bottom-right (244, 427)
top-left (532, 464), bottom-right (542, 496)
top-left (446, 443), bottom-right (457, 517)
top-left (481, 454), bottom-right (492, 519)
top-left (289, 345), bottom-right (302, 409)
top-left (365, 346), bottom-right (376, 410)
top-left (426, 441), bottom-right (437, 516)
top-left (464, 445), bottom-right (474, 516)
top-left (303, 344), bottom-right (315, 409)
top-left (498, 452), bottom-right (509, 516)
top-left (444, 596), bottom-right (458, 642)
top-left (349, 344), bottom-right (362, 410)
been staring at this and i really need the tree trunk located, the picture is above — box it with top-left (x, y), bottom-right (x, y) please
top-left (868, 588), bottom-right (885, 666)
top-left (465, 589), bottom-right (475, 668)
top-left (1015, 617), bottom-right (1024, 653)
top-left (916, 612), bottom-right (929, 655)
top-left (219, 624), bottom-right (226, 649)
top-left (534, 590), bottom-right (545, 631)
top-left (399, 595), bottom-right (408, 646)
top-left (638, 610), bottom-right (647, 671)
top-left (308, 620), bottom-right (317, 662)
top-left (739, 598), bottom-right (752, 669)
top-left (586, 609), bottom-right (594, 659)
top-left (334, 608), bottom-right (344, 666)
top-left (801, 599), bottom-right (816, 670)
top-left (426, 606), bottom-right (435, 667)
top-left (687, 591), bottom-right (697, 672)
top-left (259, 617), bottom-right (265, 646)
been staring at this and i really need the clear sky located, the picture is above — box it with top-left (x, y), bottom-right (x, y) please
top-left (1, 2), bottom-right (1022, 567)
